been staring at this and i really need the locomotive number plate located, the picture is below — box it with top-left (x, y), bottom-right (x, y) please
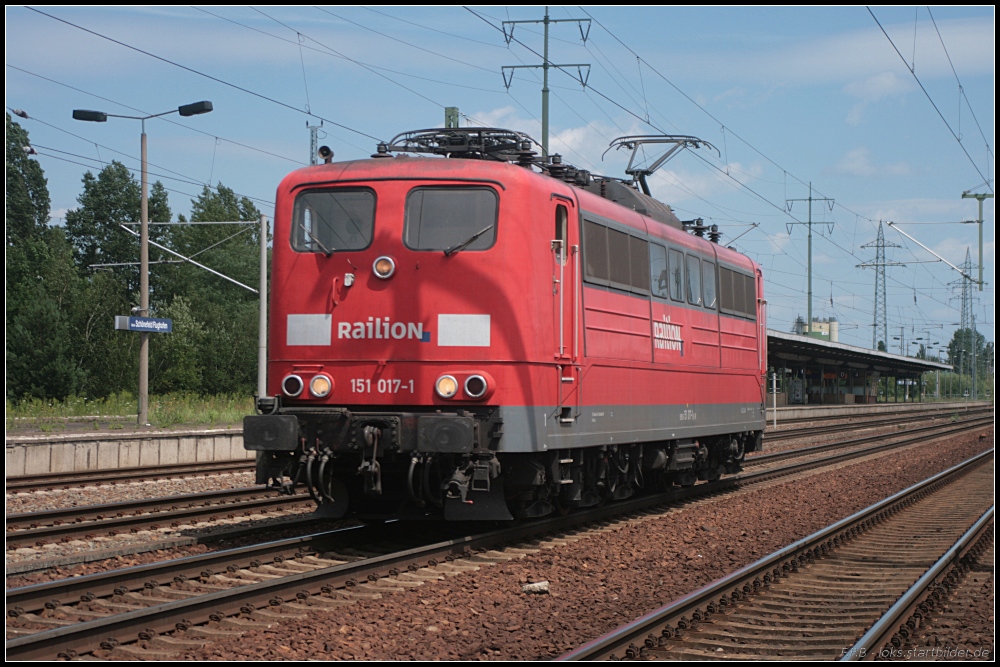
top-left (351, 378), bottom-right (415, 394)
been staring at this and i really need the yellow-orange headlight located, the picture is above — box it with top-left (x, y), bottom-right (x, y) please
top-left (310, 374), bottom-right (333, 398)
top-left (435, 375), bottom-right (458, 399)
top-left (373, 256), bottom-right (396, 279)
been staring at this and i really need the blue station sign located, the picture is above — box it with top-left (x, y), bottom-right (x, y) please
top-left (114, 316), bottom-right (173, 333)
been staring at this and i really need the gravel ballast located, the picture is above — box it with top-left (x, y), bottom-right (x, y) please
top-left (163, 429), bottom-right (993, 661)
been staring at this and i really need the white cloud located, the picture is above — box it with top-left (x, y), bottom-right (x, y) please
top-left (843, 71), bottom-right (914, 124)
top-left (713, 87), bottom-right (747, 103)
top-left (863, 197), bottom-right (990, 222)
top-left (468, 106), bottom-right (646, 174)
top-left (832, 147), bottom-right (910, 177)
top-left (931, 236), bottom-right (984, 268)
top-left (844, 71), bottom-right (913, 102)
top-left (471, 106), bottom-right (525, 130)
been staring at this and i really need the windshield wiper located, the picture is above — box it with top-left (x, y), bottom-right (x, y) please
top-left (444, 225), bottom-right (494, 257)
top-left (297, 220), bottom-right (333, 256)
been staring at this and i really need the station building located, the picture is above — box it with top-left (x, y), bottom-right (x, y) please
top-left (767, 329), bottom-right (953, 406)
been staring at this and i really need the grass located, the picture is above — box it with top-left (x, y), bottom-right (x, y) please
top-left (5, 393), bottom-right (253, 431)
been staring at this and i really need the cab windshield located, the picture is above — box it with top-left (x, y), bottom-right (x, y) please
top-left (292, 188), bottom-right (375, 253)
top-left (404, 187), bottom-right (498, 251)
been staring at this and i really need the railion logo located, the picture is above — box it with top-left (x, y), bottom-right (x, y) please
top-left (653, 315), bottom-right (684, 355)
top-left (338, 317), bottom-right (431, 342)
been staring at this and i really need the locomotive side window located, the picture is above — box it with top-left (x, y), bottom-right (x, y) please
top-left (703, 261), bottom-right (717, 309)
top-left (292, 188), bottom-right (375, 253)
top-left (584, 220), bottom-right (609, 282)
top-left (743, 273), bottom-right (757, 320)
top-left (717, 266), bottom-right (756, 320)
top-left (404, 187), bottom-right (498, 251)
top-left (608, 227), bottom-right (632, 288)
top-left (686, 255), bottom-right (702, 306)
top-left (719, 266), bottom-right (734, 313)
top-left (629, 236), bottom-right (650, 293)
top-left (555, 204), bottom-right (568, 266)
top-left (732, 270), bottom-right (746, 315)
top-left (668, 249), bottom-right (684, 302)
top-left (650, 243), bottom-right (668, 298)
top-left (584, 219), bottom-right (650, 294)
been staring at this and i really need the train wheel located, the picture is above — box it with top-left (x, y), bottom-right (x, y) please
top-left (555, 492), bottom-right (577, 516)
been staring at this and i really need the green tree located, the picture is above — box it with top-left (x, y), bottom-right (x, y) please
top-left (64, 161), bottom-right (170, 296)
top-left (6, 113), bottom-right (50, 247)
top-left (6, 229), bottom-right (90, 399)
top-left (57, 163), bottom-right (173, 398)
top-left (152, 184), bottom-right (264, 395)
top-left (74, 269), bottom-right (140, 398)
top-left (6, 113), bottom-right (55, 319)
top-left (150, 296), bottom-right (205, 393)
top-left (5, 115), bottom-right (91, 400)
top-left (947, 328), bottom-right (986, 376)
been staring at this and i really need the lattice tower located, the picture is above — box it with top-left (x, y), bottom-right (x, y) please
top-left (858, 221), bottom-right (904, 350)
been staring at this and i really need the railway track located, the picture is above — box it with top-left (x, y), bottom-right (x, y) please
top-left (6, 413), bottom-right (991, 552)
top-left (5, 416), bottom-right (991, 661)
top-left (746, 413), bottom-right (994, 469)
top-left (769, 401), bottom-right (985, 426)
top-left (6, 405), bottom-right (987, 495)
top-left (4, 487), bottom-right (314, 551)
top-left (559, 449), bottom-right (994, 661)
top-left (764, 406), bottom-right (991, 442)
top-left (6, 460), bottom-right (253, 494)
top-left (868, 540), bottom-right (994, 661)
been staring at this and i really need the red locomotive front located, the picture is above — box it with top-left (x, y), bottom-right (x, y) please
top-left (245, 129), bottom-right (765, 521)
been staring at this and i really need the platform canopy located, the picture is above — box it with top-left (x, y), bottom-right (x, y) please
top-left (767, 329), bottom-right (952, 376)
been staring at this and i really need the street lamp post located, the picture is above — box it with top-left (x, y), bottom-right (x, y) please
top-left (73, 101), bottom-right (213, 426)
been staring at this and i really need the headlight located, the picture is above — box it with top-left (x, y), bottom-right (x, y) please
top-left (310, 374), bottom-right (333, 398)
top-left (282, 374), bottom-right (304, 397)
top-left (373, 256), bottom-right (396, 279)
top-left (435, 375), bottom-right (458, 399)
top-left (464, 375), bottom-right (488, 399)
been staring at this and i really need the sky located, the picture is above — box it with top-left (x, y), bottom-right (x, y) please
top-left (6, 6), bottom-right (995, 355)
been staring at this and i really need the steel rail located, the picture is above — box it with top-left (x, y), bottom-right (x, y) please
top-left (770, 401), bottom-right (986, 426)
top-left (5, 492), bottom-right (313, 550)
top-left (747, 414), bottom-right (994, 467)
top-left (765, 406), bottom-right (991, 442)
top-left (7, 487), bottom-right (288, 529)
top-left (6, 460), bottom-right (253, 493)
top-left (841, 506), bottom-right (994, 661)
top-left (6, 524), bottom-right (366, 616)
top-left (558, 447), bottom-right (994, 661)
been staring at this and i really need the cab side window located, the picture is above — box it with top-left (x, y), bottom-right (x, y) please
top-left (668, 249), bottom-right (684, 301)
top-left (686, 254), bottom-right (702, 306)
top-left (702, 261), bottom-right (717, 309)
top-left (650, 244), bottom-right (668, 298)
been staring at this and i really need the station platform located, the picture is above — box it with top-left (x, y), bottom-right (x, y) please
top-left (5, 427), bottom-right (252, 479)
top-left (6, 401), bottom-right (990, 478)
top-left (766, 400), bottom-right (991, 424)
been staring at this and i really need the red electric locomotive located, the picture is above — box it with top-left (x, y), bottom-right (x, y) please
top-left (245, 129), bottom-right (766, 521)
